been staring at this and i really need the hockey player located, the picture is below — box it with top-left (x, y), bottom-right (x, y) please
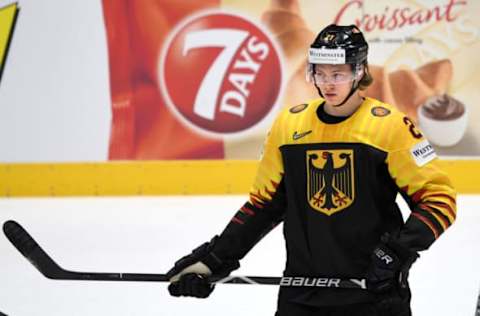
top-left (167, 24), bottom-right (457, 315)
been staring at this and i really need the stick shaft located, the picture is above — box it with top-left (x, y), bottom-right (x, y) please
top-left (3, 220), bottom-right (366, 289)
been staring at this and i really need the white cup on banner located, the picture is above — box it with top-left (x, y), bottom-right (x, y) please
top-left (417, 94), bottom-right (468, 147)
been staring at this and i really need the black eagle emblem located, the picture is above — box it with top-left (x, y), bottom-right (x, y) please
top-left (307, 150), bottom-right (354, 215)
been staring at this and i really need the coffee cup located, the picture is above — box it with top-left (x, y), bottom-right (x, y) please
top-left (417, 94), bottom-right (467, 147)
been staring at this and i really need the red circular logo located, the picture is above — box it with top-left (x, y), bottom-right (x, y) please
top-left (159, 11), bottom-right (283, 136)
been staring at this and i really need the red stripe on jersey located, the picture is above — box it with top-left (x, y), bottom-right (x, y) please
top-left (265, 187), bottom-right (276, 197)
top-left (250, 196), bottom-right (265, 209)
top-left (251, 191), bottom-right (268, 204)
top-left (231, 217), bottom-right (244, 225)
top-left (411, 188), bottom-right (428, 203)
top-left (426, 193), bottom-right (456, 206)
top-left (241, 206), bottom-right (255, 216)
top-left (427, 200), bottom-right (456, 220)
top-left (412, 212), bottom-right (439, 239)
top-left (264, 180), bottom-right (280, 199)
top-left (270, 180), bottom-right (280, 189)
top-left (419, 205), bottom-right (451, 228)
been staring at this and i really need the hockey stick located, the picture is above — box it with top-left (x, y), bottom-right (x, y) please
top-left (3, 220), bottom-right (367, 289)
top-left (476, 284), bottom-right (480, 316)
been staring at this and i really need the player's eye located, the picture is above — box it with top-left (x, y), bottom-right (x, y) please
top-left (333, 73), bottom-right (347, 82)
top-left (314, 73), bottom-right (327, 82)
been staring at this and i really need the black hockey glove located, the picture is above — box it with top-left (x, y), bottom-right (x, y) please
top-left (366, 233), bottom-right (419, 294)
top-left (167, 236), bottom-right (240, 298)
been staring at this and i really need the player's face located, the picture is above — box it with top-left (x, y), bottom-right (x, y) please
top-left (313, 64), bottom-right (356, 105)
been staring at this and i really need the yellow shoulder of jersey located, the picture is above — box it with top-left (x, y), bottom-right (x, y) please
top-left (356, 97), bottom-right (424, 153)
top-left (268, 97), bottom-right (424, 152)
top-left (270, 98), bottom-right (324, 145)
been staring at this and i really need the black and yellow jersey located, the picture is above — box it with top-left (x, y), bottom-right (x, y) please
top-left (212, 97), bottom-right (456, 305)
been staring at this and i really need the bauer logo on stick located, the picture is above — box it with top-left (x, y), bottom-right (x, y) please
top-left (159, 10), bottom-right (283, 137)
top-left (280, 277), bottom-right (341, 287)
top-left (279, 277), bottom-right (366, 289)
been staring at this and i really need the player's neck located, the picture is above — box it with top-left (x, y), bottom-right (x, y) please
top-left (324, 93), bottom-right (364, 117)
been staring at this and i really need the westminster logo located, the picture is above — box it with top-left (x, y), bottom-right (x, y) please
top-left (306, 149), bottom-right (355, 216)
top-left (0, 3), bottom-right (19, 83)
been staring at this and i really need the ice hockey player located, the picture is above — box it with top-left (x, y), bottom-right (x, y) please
top-left (167, 24), bottom-right (457, 316)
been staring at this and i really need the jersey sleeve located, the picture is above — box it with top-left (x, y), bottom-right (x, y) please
top-left (212, 113), bottom-right (287, 261)
top-left (386, 116), bottom-right (457, 252)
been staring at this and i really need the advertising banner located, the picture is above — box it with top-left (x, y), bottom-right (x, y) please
top-left (103, 0), bottom-right (479, 160)
top-left (0, 3), bottom-right (18, 83)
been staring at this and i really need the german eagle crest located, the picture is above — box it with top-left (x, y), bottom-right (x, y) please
top-left (306, 149), bottom-right (355, 215)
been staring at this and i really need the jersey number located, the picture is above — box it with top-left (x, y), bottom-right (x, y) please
top-left (403, 117), bottom-right (423, 139)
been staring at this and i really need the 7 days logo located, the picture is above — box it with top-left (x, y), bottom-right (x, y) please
top-left (0, 3), bottom-right (19, 83)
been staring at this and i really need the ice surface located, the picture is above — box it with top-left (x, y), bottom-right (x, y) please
top-left (0, 195), bottom-right (479, 315)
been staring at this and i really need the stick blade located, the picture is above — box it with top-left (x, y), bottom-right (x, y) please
top-left (3, 220), bottom-right (124, 281)
top-left (3, 220), bottom-right (39, 259)
top-left (3, 220), bottom-right (65, 278)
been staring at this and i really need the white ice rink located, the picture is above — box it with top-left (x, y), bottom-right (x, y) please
top-left (1, 195), bottom-right (479, 316)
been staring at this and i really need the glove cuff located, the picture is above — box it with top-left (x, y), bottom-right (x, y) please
top-left (167, 236), bottom-right (240, 280)
top-left (382, 233), bottom-right (419, 268)
top-left (202, 251), bottom-right (240, 278)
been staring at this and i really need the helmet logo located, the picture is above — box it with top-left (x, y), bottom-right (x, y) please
top-left (323, 33), bottom-right (336, 43)
top-left (311, 24), bottom-right (368, 65)
top-left (308, 47), bottom-right (346, 64)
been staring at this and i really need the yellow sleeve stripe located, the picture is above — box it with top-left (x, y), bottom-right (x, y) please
top-left (420, 205), bottom-right (449, 231)
top-left (403, 186), bottom-right (457, 222)
top-left (427, 200), bottom-right (456, 222)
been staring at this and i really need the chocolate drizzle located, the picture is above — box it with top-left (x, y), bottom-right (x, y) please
top-left (421, 94), bottom-right (465, 120)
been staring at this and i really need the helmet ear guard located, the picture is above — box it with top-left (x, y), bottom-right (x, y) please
top-left (351, 63), bottom-right (365, 82)
top-left (305, 63), bottom-right (314, 83)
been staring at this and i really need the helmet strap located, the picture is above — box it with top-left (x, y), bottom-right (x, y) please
top-left (313, 64), bottom-right (363, 107)
top-left (332, 80), bottom-right (359, 107)
top-left (314, 82), bottom-right (324, 98)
